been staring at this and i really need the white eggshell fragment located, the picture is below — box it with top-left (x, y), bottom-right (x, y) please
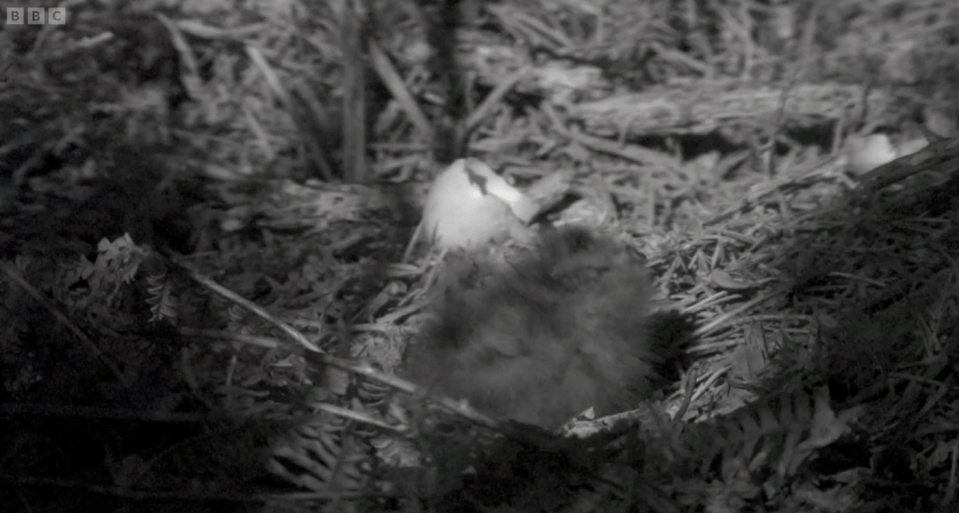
top-left (420, 159), bottom-right (531, 250)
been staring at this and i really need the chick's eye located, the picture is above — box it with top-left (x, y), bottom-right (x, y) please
top-left (563, 229), bottom-right (596, 253)
top-left (428, 320), bottom-right (471, 349)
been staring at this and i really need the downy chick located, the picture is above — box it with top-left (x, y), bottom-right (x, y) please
top-left (404, 226), bottom-right (683, 429)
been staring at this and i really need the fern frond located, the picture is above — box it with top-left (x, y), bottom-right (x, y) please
top-left (146, 269), bottom-right (179, 323)
top-left (644, 387), bottom-right (861, 506)
top-left (267, 414), bottom-right (374, 492)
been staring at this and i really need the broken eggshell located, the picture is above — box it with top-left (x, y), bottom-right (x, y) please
top-left (420, 158), bottom-right (537, 250)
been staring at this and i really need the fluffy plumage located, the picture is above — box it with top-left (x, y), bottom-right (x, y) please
top-left (404, 226), bottom-right (681, 429)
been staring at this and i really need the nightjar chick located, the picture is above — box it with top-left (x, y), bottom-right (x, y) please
top-left (403, 225), bottom-right (684, 430)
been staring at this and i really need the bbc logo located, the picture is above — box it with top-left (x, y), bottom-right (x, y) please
top-left (6, 7), bottom-right (68, 25)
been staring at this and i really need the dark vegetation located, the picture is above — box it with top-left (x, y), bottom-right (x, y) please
top-left (1, 0), bottom-right (959, 511)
